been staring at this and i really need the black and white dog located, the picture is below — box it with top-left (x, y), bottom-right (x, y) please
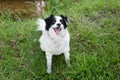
top-left (36, 15), bottom-right (70, 73)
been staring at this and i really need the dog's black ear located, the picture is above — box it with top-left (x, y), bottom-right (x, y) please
top-left (49, 14), bottom-right (54, 18)
top-left (45, 14), bottom-right (54, 20)
top-left (60, 15), bottom-right (68, 23)
top-left (44, 14), bottom-right (54, 30)
top-left (60, 15), bottom-right (68, 29)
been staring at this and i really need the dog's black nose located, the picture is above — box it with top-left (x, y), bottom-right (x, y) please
top-left (57, 23), bottom-right (61, 27)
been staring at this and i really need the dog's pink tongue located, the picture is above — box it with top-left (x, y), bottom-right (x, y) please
top-left (55, 28), bottom-right (61, 35)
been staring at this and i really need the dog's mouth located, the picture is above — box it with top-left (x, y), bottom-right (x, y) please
top-left (53, 27), bottom-right (61, 35)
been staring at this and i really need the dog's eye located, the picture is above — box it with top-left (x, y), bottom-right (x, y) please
top-left (53, 19), bottom-right (56, 24)
top-left (60, 19), bottom-right (64, 23)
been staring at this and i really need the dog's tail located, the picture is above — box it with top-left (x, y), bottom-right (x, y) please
top-left (36, 18), bottom-right (46, 31)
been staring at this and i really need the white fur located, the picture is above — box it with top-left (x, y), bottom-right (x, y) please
top-left (36, 19), bottom-right (46, 31)
top-left (37, 16), bottom-right (70, 74)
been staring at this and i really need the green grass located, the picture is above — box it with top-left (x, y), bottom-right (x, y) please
top-left (0, 0), bottom-right (120, 80)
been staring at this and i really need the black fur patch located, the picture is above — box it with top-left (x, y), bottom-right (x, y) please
top-left (60, 15), bottom-right (68, 29)
top-left (45, 15), bottom-right (55, 31)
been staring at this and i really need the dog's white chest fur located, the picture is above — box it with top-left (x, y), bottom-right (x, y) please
top-left (39, 31), bottom-right (70, 55)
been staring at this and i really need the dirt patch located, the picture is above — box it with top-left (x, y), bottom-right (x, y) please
top-left (0, 0), bottom-right (46, 18)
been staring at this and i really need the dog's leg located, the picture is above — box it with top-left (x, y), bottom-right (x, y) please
top-left (64, 51), bottom-right (71, 67)
top-left (46, 52), bottom-right (52, 74)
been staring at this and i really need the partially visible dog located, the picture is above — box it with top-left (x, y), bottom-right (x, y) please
top-left (36, 15), bottom-right (70, 73)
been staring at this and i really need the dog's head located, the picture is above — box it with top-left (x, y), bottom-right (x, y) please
top-left (44, 15), bottom-right (68, 36)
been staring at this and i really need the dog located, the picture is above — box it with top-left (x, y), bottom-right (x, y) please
top-left (36, 15), bottom-right (70, 73)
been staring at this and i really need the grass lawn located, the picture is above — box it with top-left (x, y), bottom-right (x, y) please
top-left (0, 0), bottom-right (120, 80)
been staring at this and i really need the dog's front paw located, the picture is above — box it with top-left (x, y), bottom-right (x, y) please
top-left (67, 63), bottom-right (71, 68)
top-left (47, 69), bottom-right (52, 74)
top-left (66, 59), bottom-right (71, 68)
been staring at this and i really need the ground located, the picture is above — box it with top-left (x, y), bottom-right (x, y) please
top-left (0, 0), bottom-right (120, 80)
